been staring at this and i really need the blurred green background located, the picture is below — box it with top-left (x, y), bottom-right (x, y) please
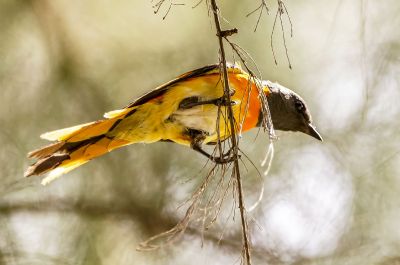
top-left (0, 0), bottom-right (399, 264)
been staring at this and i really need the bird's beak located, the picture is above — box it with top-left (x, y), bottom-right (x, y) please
top-left (307, 123), bottom-right (323, 141)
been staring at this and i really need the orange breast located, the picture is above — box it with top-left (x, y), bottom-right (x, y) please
top-left (229, 74), bottom-right (262, 133)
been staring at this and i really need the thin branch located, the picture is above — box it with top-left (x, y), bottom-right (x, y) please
top-left (192, 0), bottom-right (204, 8)
top-left (271, 0), bottom-right (293, 68)
top-left (278, 0), bottom-right (292, 68)
top-left (145, 0), bottom-right (278, 260)
top-left (209, 0), bottom-right (252, 264)
top-left (152, 0), bottom-right (185, 20)
top-left (270, 5), bottom-right (279, 65)
top-left (246, 0), bottom-right (270, 32)
top-left (224, 38), bottom-right (275, 139)
top-left (137, 164), bottom-right (218, 251)
top-left (248, 0), bottom-right (293, 68)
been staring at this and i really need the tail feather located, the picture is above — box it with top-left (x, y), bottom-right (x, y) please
top-left (103, 108), bottom-right (133, 118)
top-left (41, 119), bottom-right (117, 142)
top-left (40, 161), bottom-right (89, 186)
top-left (25, 113), bottom-right (134, 185)
top-left (28, 142), bottom-right (65, 159)
top-left (40, 107), bottom-right (136, 142)
top-left (26, 107), bottom-right (138, 184)
top-left (24, 154), bottom-right (70, 178)
top-left (25, 135), bottom-right (131, 185)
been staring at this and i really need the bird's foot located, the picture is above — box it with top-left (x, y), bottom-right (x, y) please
top-left (212, 154), bottom-right (241, 164)
top-left (179, 90), bottom-right (236, 109)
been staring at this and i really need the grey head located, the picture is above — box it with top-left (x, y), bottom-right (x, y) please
top-left (262, 80), bottom-right (323, 141)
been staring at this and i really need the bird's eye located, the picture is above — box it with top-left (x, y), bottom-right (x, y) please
top-left (295, 101), bottom-right (304, 112)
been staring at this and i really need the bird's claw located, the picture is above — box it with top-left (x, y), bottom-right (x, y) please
top-left (212, 154), bottom-right (241, 164)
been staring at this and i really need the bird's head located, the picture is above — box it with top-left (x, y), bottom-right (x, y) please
top-left (261, 81), bottom-right (322, 141)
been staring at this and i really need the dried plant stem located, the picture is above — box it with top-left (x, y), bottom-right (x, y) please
top-left (210, 0), bottom-right (252, 264)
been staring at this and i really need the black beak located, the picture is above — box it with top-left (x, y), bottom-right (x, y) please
top-left (307, 123), bottom-right (323, 141)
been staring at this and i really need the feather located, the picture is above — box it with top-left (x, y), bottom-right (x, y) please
top-left (27, 142), bottom-right (65, 159)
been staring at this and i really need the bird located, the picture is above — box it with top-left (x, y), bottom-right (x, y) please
top-left (24, 63), bottom-right (322, 185)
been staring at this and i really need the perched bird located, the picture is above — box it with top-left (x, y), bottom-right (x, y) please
top-left (25, 63), bottom-right (322, 185)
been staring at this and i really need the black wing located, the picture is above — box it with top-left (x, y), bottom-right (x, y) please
top-left (126, 64), bottom-right (220, 108)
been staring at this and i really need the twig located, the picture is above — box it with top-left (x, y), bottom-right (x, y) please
top-left (209, 0), bottom-right (252, 264)
top-left (247, 0), bottom-right (293, 68)
top-left (246, 0), bottom-right (270, 32)
top-left (137, 164), bottom-right (219, 251)
top-left (192, 0), bottom-right (204, 8)
top-left (223, 38), bottom-right (275, 139)
top-left (278, 0), bottom-right (292, 68)
top-left (271, 0), bottom-right (293, 68)
top-left (152, 0), bottom-right (185, 20)
top-left (144, 0), bottom-right (277, 259)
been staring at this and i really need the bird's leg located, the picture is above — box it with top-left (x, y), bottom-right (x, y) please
top-left (189, 129), bottom-right (239, 164)
top-left (179, 89), bottom-right (236, 109)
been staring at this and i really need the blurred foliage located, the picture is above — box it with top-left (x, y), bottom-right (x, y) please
top-left (0, 0), bottom-right (399, 264)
